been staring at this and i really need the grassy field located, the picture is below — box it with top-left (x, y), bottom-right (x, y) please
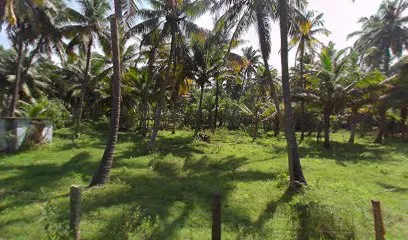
top-left (0, 127), bottom-right (407, 239)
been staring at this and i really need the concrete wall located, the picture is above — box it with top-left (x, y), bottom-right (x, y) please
top-left (0, 118), bottom-right (53, 152)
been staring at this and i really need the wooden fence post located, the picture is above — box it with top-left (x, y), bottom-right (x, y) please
top-left (212, 193), bottom-right (221, 240)
top-left (70, 185), bottom-right (82, 240)
top-left (371, 200), bottom-right (385, 240)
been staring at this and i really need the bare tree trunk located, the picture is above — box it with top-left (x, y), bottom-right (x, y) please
top-left (279, 0), bottom-right (307, 189)
top-left (141, 101), bottom-right (148, 138)
top-left (299, 46), bottom-right (306, 141)
top-left (89, 3), bottom-right (122, 187)
top-left (171, 47), bottom-right (178, 135)
top-left (375, 105), bottom-right (386, 144)
top-left (75, 38), bottom-right (93, 135)
top-left (323, 106), bottom-right (331, 149)
top-left (348, 107), bottom-right (358, 144)
top-left (8, 39), bottom-right (26, 117)
top-left (214, 78), bottom-right (219, 131)
top-left (195, 84), bottom-right (205, 136)
top-left (401, 106), bottom-right (407, 140)
top-left (150, 27), bottom-right (176, 146)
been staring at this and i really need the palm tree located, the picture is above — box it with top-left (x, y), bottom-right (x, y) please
top-left (213, 0), bottom-right (307, 124)
top-left (190, 32), bottom-right (226, 135)
top-left (278, 0), bottom-right (307, 189)
top-left (349, 0), bottom-right (408, 73)
top-left (130, 0), bottom-right (209, 146)
top-left (89, 0), bottom-right (125, 187)
top-left (62, 0), bottom-right (111, 134)
top-left (1, 0), bottom-right (63, 117)
top-left (290, 10), bottom-right (330, 141)
top-left (305, 43), bottom-right (352, 149)
top-left (241, 46), bottom-right (262, 94)
top-left (349, 0), bottom-right (408, 143)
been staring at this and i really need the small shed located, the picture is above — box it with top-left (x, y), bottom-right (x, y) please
top-left (0, 118), bottom-right (53, 152)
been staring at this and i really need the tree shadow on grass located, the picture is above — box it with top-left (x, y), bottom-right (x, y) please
top-left (0, 151), bottom-right (97, 214)
top-left (79, 154), bottom-right (279, 239)
top-left (278, 139), bottom-right (398, 165)
top-left (377, 182), bottom-right (408, 193)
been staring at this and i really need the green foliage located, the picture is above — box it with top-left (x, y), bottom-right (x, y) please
top-left (16, 98), bottom-right (71, 128)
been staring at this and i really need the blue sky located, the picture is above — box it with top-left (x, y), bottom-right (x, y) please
top-left (0, 0), bottom-right (385, 70)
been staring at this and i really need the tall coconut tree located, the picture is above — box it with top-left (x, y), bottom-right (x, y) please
top-left (212, 0), bottom-right (307, 125)
top-left (348, 0), bottom-right (408, 143)
top-left (290, 10), bottom-right (330, 141)
top-left (190, 31), bottom-right (226, 135)
top-left (278, 0), bottom-right (307, 189)
top-left (89, 0), bottom-right (122, 187)
top-left (1, 0), bottom-right (64, 117)
top-left (129, 0), bottom-right (209, 146)
top-left (62, 0), bottom-right (111, 134)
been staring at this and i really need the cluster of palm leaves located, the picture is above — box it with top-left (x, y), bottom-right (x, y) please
top-left (1, 0), bottom-right (408, 187)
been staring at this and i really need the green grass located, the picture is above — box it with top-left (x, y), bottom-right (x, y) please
top-left (0, 127), bottom-right (407, 239)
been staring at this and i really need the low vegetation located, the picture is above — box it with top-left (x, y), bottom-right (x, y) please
top-left (0, 128), bottom-right (407, 239)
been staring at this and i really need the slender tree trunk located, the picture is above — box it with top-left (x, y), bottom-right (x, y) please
top-left (89, 3), bottom-right (122, 187)
top-left (375, 105), bottom-right (386, 144)
top-left (214, 78), bottom-right (220, 131)
top-left (141, 101), bottom-right (148, 138)
top-left (75, 38), bottom-right (93, 134)
top-left (8, 39), bottom-right (26, 117)
top-left (279, 0), bottom-right (307, 189)
top-left (323, 106), bottom-right (331, 149)
top-left (348, 107), bottom-right (358, 144)
top-left (150, 27), bottom-right (176, 146)
top-left (299, 46), bottom-right (306, 141)
top-left (401, 106), bottom-right (407, 140)
top-left (195, 84), bottom-right (205, 136)
top-left (171, 45), bottom-right (178, 135)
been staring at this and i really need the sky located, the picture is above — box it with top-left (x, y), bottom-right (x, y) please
top-left (0, 0), bottom-right (384, 71)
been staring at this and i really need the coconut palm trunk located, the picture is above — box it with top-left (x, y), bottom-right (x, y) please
top-left (75, 38), bottom-right (93, 134)
top-left (89, 1), bottom-right (122, 187)
top-left (195, 83), bottom-right (205, 135)
top-left (348, 107), bottom-right (358, 144)
top-left (323, 106), bottom-right (331, 149)
top-left (8, 39), bottom-right (26, 117)
top-left (214, 78), bottom-right (220, 131)
top-left (279, 0), bottom-right (307, 189)
top-left (141, 101), bottom-right (148, 138)
top-left (150, 27), bottom-right (176, 145)
top-left (375, 104), bottom-right (387, 144)
top-left (401, 106), bottom-right (407, 140)
top-left (299, 46), bottom-right (306, 141)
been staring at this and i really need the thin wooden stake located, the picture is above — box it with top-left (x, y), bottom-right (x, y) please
top-left (212, 193), bottom-right (221, 240)
top-left (371, 200), bottom-right (385, 240)
top-left (70, 185), bottom-right (82, 240)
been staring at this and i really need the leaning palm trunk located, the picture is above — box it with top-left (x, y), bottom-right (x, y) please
top-left (279, 0), bottom-right (307, 190)
top-left (75, 39), bottom-right (93, 135)
top-left (150, 29), bottom-right (176, 146)
top-left (195, 84), bottom-right (205, 136)
top-left (8, 39), bottom-right (26, 117)
top-left (90, 3), bottom-right (122, 187)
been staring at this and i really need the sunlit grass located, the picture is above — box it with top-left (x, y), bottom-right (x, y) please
top-left (0, 127), bottom-right (407, 239)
